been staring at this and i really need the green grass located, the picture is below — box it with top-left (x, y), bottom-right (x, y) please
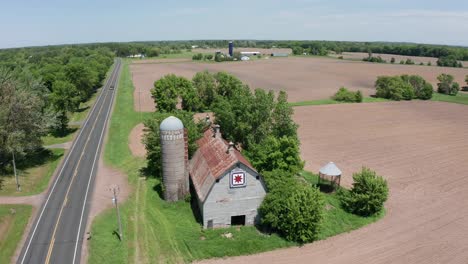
top-left (42, 126), bottom-right (79, 146)
top-left (289, 97), bottom-right (389, 107)
top-left (0, 148), bottom-right (65, 196)
top-left (89, 60), bottom-right (385, 263)
top-left (0, 205), bottom-right (32, 263)
top-left (431, 92), bottom-right (468, 105)
top-left (300, 171), bottom-right (385, 240)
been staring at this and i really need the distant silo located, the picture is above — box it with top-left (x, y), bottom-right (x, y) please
top-left (160, 116), bottom-right (188, 201)
top-left (228, 41), bottom-right (234, 57)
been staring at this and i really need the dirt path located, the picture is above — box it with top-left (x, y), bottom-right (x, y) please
top-left (197, 101), bottom-right (468, 264)
top-left (80, 157), bottom-right (130, 263)
top-left (129, 123), bottom-right (147, 158)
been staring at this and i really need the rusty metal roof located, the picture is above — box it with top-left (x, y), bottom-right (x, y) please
top-left (189, 128), bottom-right (256, 202)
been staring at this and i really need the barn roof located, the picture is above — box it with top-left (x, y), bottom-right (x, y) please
top-left (189, 128), bottom-right (256, 202)
top-left (319, 162), bottom-right (342, 176)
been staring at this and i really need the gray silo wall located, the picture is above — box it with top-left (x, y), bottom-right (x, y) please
top-left (161, 128), bottom-right (188, 201)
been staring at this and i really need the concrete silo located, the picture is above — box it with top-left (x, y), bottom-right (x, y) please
top-left (160, 116), bottom-right (188, 201)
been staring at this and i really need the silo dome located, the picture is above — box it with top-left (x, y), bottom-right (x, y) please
top-left (160, 116), bottom-right (184, 131)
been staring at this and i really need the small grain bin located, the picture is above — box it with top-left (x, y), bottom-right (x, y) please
top-left (160, 116), bottom-right (188, 201)
top-left (318, 162), bottom-right (342, 190)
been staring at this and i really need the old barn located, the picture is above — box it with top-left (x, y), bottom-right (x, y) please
top-left (189, 126), bottom-right (267, 229)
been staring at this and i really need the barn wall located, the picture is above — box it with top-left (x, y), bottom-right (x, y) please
top-left (201, 165), bottom-right (266, 228)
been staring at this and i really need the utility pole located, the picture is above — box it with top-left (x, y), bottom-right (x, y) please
top-left (110, 185), bottom-right (123, 240)
top-left (12, 151), bottom-right (20, 192)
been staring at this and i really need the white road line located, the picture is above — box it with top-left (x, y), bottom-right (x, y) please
top-left (72, 61), bottom-right (121, 264)
top-left (19, 62), bottom-right (117, 264)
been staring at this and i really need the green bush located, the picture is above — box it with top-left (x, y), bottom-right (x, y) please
top-left (260, 183), bottom-right (324, 243)
top-left (192, 53), bottom-right (203, 60)
top-left (405, 58), bottom-right (415, 65)
top-left (437, 56), bottom-right (462, 68)
top-left (363, 56), bottom-right (386, 63)
top-left (437, 73), bottom-right (459, 96)
top-left (375, 76), bottom-right (414, 100)
top-left (204, 54), bottom-right (213, 60)
top-left (390, 57), bottom-right (395, 63)
top-left (332, 87), bottom-right (363, 103)
top-left (339, 167), bottom-right (388, 216)
top-left (400, 75), bottom-right (433, 100)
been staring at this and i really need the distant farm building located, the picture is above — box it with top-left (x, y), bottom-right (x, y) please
top-left (189, 126), bottom-right (266, 228)
top-left (241, 56), bottom-right (250, 61)
top-left (240, 51), bottom-right (261, 56)
top-left (271, 53), bottom-right (288, 57)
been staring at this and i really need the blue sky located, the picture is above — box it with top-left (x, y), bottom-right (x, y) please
top-left (1, 0), bottom-right (468, 48)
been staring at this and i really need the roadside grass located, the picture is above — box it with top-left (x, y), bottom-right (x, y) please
top-left (290, 97), bottom-right (389, 107)
top-left (300, 171), bottom-right (385, 240)
top-left (0, 205), bottom-right (32, 263)
top-left (89, 59), bottom-right (386, 263)
top-left (42, 125), bottom-right (79, 146)
top-left (431, 92), bottom-right (468, 105)
top-left (0, 148), bottom-right (64, 196)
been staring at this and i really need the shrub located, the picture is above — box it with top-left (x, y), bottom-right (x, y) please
top-left (375, 76), bottom-right (414, 100)
top-left (405, 58), bottom-right (415, 65)
top-left (338, 56), bottom-right (344, 59)
top-left (332, 87), bottom-right (363, 103)
top-left (204, 54), bottom-right (213, 60)
top-left (363, 56), bottom-right (386, 63)
top-left (390, 57), bottom-right (395, 63)
top-left (427, 61), bottom-right (432, 66)
top-left (339, 167), bottom-right (388, 216)
top-left (260, 183), bottom-right (324, 243)
top-left (437, 56), bottom-right (462, 68)
top-left (399, 60), bottom-right (405, 64)
top-left (437, 73), bottom-right (459, 96)
top-left (400, 75), bottom-right (433, 100)
top-left (192, 53), bottom-right (203, 61)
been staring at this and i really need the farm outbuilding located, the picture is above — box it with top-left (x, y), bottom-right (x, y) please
top-left (318, 162), bottom-right (342, 189)
top-left (189, 126), bottom-right (267, 229)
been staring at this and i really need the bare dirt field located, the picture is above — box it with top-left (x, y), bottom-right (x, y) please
top-left (130, 57), bottom-right (468, 112)
top-left (198, 101), bottom-right (468, 264)
top-left (329, 52), bottom-right (468, 67)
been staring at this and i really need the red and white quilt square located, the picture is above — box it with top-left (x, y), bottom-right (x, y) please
top-left (230, 171), bottom-right (246, 187)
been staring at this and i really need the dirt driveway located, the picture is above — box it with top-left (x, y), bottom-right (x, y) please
top-left (198, 101), bottom-right (468, 264)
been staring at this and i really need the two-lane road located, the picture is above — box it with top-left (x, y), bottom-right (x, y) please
top-left (18, 59), bottom-right (121, 264)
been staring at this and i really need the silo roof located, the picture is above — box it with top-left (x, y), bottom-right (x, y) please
top-left (160, 116), bottom-right (184, 131)
top-left (319, 162), bottom-right (342, 176)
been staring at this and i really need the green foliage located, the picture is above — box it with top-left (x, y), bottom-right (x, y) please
top-left (151, 74), bottom-right (190, 112)
top-left (50, 80), bottom-right (81, 133)
top-left (192, 71), bottom-right (217, 109)
top-left (192, 53), bottom-right (203, 61)
top-left (405, 58), bottom-right (415, 65)
top-left (363, 56), bottom-right (386, 63)
top-left (332, 87), bottom-right (363, 103)
top-left (143, 111), bottom-right (204, 177)
top-left (375, 76), bottom-right (414, 100)
top-left (399, 60), bottom-right (405, 64)
top-left (437, 55), bottom-right (462, 68)
top-left (339, 167), bottom-right (388, 216)
top-left (465, 74), bottom-right (468, 86)
top-left (400, 75), bottom-right (433, 100)
top-left (0, 205), bottom-right (32, 263)
top-left (246, 136), bottom-right (304, 175)
top-left (272, 91), bottom-right (298, 138)
top-left (204, 54), bottom-right (213, 60)
top-left (390, 57), bottom-right (395, 63)
top-left (427, 61), bottom-right (432, 66)
top-left (437, 73), bottom-right (459, 96)
top-left (260, 183), bottom-right (324, 243)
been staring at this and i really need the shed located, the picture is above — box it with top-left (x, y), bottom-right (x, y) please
top-left (189, 127), bottom-right (267, 228)
top-left (318, 162), bottom-right (342, 188)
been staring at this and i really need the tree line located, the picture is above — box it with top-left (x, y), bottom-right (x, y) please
top-left (0, 45), bottom-right (114, 188)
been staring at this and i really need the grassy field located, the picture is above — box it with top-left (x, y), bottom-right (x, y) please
top-left (290, 97), bottom-right (389, 107)
top-left (431, 92), bottom-right (468, 105)
top-left (0, 205), bottom-right (32, 263)
top-left (88, 59), bottom-right (387, 263)
top-left (0, 148), bottom-right (64, 196)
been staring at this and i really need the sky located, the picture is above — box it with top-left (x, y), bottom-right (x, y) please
top-left (1, 0), bottom-right (468, 49)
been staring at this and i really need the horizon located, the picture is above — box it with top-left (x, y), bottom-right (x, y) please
top-left (1, 0), bottom-right (468, 49)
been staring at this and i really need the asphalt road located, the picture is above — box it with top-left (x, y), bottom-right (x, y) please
top-left (17, 59), bottom-right (121, 264)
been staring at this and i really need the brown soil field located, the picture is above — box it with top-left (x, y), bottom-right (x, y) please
top-left (198, 101), bottom-right (468, 264)
top-left (130, 57), bottom-right (468, 112)
top-left (329, 52), bottom-right (468, 67)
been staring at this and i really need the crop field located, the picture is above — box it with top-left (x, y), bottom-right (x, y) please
top-left (199, 101), bottom-right (468, 264)
top-left (130, 56), bottom-right (467, 111)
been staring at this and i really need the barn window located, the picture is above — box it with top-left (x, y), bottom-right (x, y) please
top-left (215, 179), bottom-right (220, 183)
top-left (231, 215), bottom-right (246, 226)
top-left (256, 175), bottom-right (260, 180)
top-left (207, 220), bottom-right (213, 229)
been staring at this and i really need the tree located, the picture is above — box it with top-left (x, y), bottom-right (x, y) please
top-left (339, 167), bottom-right (388, 216)
top-left (204, 54), bottom-right (213, 60)
top-left (151, 74), bottom-right (185, 112)
top-left (375, 76), bottom-right (414, 100)
top-left (0, 68), bottom-right (48, 191)
top-left (192, 71), bottom-right (216, 109)
top-left (260, 183), bottom-right (324, 243)
top-left (272, 91), bottom-right (298, 138)
top-left (64, 62), bottom-right (98, 102)
top-left (437, 73), bottom-right (459, 96)
top-left (390, 57), bottom-right (395, 63)
top-left (50, 80), bottom-right (81, 133)
top-left (332, 87), bottom-right (363, 103)
top-left (400, 75), bottom-right (433, 100)
top-left (246, 135), bottom-right (304, 174)
top-left (192, 53), bottom-right (203, 61)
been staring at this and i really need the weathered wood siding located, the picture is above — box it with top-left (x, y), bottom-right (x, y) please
top-left (201, 164), bottom-right (266, 228)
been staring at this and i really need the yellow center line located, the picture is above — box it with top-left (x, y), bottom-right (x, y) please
top-left (44, 88), bottom-right (110, 264)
